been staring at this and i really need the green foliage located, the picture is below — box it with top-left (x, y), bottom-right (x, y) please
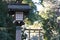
top-left (23, 0), bottom-right (58, 40)
top-left (0, 1), bottom-right (7, 27)
top-left (0, 30), bottom-right (13, 40)
top-left (39, 8), bottom-right (58, 39)
top-left (23, 0), bottom-right (37, 24)
top-left (21, 25), bottom-right (27, 40)
top-left (21, 33), bottom-right (27, 40)
top-left (39, 0), bottom-right (43, 4)
top-left (0, 1), bottom-right (15, 40)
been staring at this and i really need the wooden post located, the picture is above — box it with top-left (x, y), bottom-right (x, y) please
top-left (29, 29), bottom-right (30, 40)
top-left (38, 30), bottom-right (40, 40)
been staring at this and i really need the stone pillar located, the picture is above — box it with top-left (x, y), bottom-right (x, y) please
top-left (16, 26), bottom-right (22, 40)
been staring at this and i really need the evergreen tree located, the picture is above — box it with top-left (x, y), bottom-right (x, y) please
top-left (0, 0), bottom-right (15, 40)
top-left (39, 0), bottom-right (59, 40)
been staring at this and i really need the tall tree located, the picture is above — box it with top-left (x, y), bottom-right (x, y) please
top-left (38, 0), bottom-right (60, 40)
top-left (0, 0), bottom-right (15, 40)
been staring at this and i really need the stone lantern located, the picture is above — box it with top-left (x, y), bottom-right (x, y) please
top-left (8, 3), bottom-right (31, 40)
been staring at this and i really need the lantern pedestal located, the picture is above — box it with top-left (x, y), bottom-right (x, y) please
top-left (16, 26), bottom-right (22, 40)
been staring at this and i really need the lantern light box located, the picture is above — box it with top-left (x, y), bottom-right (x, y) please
top-left (15, 12), bottom-right (23, 21)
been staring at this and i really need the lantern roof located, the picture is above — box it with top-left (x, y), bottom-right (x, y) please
top-left (8, 3), bottom-right (31, 11)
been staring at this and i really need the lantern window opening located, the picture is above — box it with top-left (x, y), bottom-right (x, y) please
top-left (15, 12), bottom-right (23, 21)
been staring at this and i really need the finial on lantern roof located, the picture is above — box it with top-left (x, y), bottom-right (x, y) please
top-left (16, 0), bottom-right (23, 3)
